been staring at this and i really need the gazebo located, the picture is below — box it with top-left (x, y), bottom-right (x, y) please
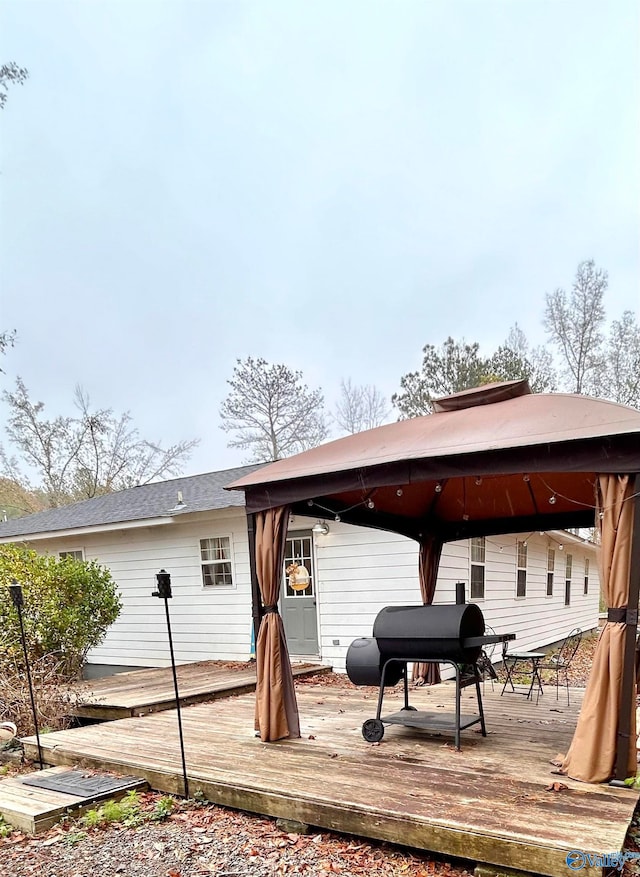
top-left (228, 380), bottom-right (640, 784)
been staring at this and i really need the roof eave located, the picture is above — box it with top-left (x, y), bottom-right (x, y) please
top-left (0, 515), bottom-right (177, 544)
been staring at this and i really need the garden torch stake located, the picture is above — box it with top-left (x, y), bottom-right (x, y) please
top-left (9, 580), bottom-right (44, 770)
top-left (152, 570), bottom-right (189, 798)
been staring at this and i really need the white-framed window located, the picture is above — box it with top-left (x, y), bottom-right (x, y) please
top-left (199, 536), bottom-right (234, 587)
top-left (546, 547), bottom-right (555, 597)
top-left (564, 553), bottom-right (573, 606)
top-left (59, 549), bottom-right (84, 561)
top-left (584, 557), bottom-right (589, 595)
top-left (470, 536), bottom-right (485, 599)
top-left (516, 540), bottom-right (527, 597)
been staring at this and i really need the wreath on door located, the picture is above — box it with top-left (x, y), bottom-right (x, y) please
top-left (286, 561), bottom-right (311, 592)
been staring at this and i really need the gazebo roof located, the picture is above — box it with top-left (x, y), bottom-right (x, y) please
top-left (227, 381), bottom-right (640, 541)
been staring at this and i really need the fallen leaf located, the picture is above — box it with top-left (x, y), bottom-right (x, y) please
top-left (329, 753), bottom-right (338, 758)
top-left (545, 781), bottom-right (568, 792)
top-left (308, 734), bottom-right (316, 740)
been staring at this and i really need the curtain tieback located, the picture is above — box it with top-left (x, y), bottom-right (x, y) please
top-left (263, 605), bottom-right (279, 614)
top-left (608, 607), bottom-right (638, 624)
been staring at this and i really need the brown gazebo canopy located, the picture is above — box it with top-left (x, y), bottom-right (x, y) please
top-left (228, 380), bottom-right (640, 784)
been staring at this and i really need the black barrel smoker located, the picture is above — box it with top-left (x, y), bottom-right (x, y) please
top-left (346, 604), bottom-right (514, 749)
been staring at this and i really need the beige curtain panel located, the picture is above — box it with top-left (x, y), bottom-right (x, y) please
top-left (412, 534), bottom-right (444, 686)
top-left (561, 474), bottom-right (637, 783)
top-left (254, 506), bottom-right (301, 742)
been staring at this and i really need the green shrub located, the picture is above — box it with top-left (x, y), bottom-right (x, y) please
top-left (0, 544), bottom-right (122, 677)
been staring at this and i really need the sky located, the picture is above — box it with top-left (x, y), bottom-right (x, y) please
top-left (1, 0), bottom-right (639, 476)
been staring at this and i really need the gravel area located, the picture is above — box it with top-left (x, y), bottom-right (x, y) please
top-left (0, 788), bottom-right (469, 877)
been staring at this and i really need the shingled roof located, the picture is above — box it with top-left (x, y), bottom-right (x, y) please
top-left (0, 464), bottom-right (262, 539)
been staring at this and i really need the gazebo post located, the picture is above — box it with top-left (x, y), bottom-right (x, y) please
top-left (247, 512), bottom-right (263, 648)
top-left (614, 476), bottom-right (640, 781)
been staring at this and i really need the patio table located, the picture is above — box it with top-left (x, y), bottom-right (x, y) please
top-left (501, 650), bottom-right (545, 700)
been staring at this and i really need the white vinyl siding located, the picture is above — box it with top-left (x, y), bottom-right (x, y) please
top-left (21, 515), bottom-right (600, 673)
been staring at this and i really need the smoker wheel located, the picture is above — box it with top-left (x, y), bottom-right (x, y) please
top-left (362, 719), bottom-right (385, 743)
top-left (401, 705), bottom-right (418, 711)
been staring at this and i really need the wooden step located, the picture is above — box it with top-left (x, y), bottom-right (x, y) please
top-left (0, 766), bottom-right (147, 835)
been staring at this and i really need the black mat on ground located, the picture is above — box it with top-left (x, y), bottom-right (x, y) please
top-left (21, 770), bottom-right (142, 798)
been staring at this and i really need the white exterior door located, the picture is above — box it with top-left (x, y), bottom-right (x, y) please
top-left (281, 532), bottom-right (319, 656)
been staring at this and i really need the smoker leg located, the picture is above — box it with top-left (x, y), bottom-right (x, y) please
top-left (400, 663), bottom-right (417, 711)
top-left (474, 664), bottom-right (487, 736)
top-left (454, 664), bottom-right (461, 751)
top-left (375, 661), bottom-right (389, 720)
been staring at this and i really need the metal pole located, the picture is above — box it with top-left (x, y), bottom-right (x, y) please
top-left (153, 570), bottom-right (189, 798)
top-left (9, 581), bottom-right (44, 770)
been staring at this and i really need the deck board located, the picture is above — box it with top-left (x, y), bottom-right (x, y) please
top-left (75, 660), bottom-right (330, 719)
top-left (23, 682), bottom-right (638, 876)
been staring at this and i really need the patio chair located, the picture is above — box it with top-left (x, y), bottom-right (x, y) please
top-left (476, 625), bottom-right (499, 690)
top-left (536, 628), bottom-right (582, 706)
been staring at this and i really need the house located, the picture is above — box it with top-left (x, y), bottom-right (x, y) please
top-left (0, 465), bottom-right (600, 676)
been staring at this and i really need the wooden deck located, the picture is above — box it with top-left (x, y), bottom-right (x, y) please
top-left (75, 660), bottom-right (330, 719)
top-left (23, 681), bottom-right (638, 876)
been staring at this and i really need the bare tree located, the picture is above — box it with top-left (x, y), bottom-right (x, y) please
top-left (487, 324), bottom-right (557, 393)
top-left (0, 476), bottom-right (43, 519)
top-left (220, 357), bottom-right (328, 462)
top-left (1, 378), bottom-right (199, 508)
top-left (334, 378), bottom-right (390, 434)
top-left (603, 310), bottom-right (640, 408)
top-left (544, 260), bottom-right (607, 394)
top-left (0, 62), bottom-right (28, 110)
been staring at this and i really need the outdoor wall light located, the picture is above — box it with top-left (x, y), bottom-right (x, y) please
top-left (312, 521), bottom-right (330, 536)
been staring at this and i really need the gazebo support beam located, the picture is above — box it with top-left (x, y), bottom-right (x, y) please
top-left (247, 512), bottom-right (263, 648)
top-left (440, 510), bottom-right (595, 542)
top-left (614, 476), bottom-right (640, 781)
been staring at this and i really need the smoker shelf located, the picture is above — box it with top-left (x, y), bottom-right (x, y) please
top-left (381, 710), bottom-right (483, 733)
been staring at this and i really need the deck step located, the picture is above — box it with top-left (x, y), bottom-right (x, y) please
top-left (0, 766), bottom-right (147, 835)
top-left (75, 660), bottom-right (332, 720)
